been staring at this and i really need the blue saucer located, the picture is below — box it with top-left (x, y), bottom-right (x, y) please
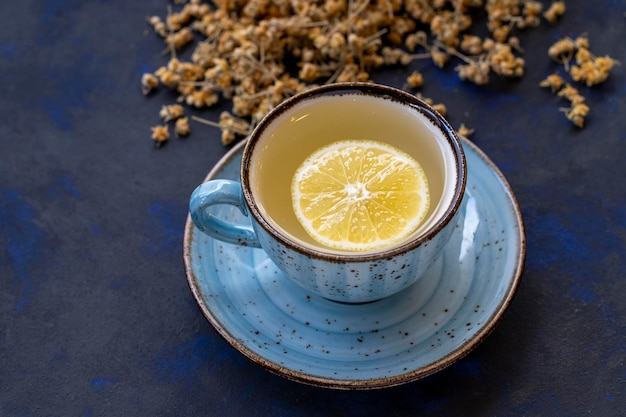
top-left (183, 138), bottom-right (525, 389)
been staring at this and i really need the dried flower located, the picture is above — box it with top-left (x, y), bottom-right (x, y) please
top-left (185, 87), bottom-right (219, 108)
top-left (540, 79), bottom-right (589, 128)
top-left (151, 125), bottom-right (170, 146)
top-left (165, 27), bottom-right (194, 50)
top-left (175, 117), bottom-right (191, 137)
top-left (547, 34), bottom-right (619, 92)
top-left (141, 73), bottom-right (159, 95)
top-left (456, 60), bottom-right (490, 85)
top-left (431, 102), bottom-right (447, 116)
top-left (562, 102), bottom-right (590, 128)
top-left (543, 1), bottom-right (566, 24)
top-left (154, 66), bottom-right (180, 89)
top-left (148, 15), bottom-right (167, 37)
top-left (570, 56), bottom-right (618, 86)
top-left (460, 35), bottom-right (483, 55)
top-left (406, 70), bottom-right (423, 88)
top-left (159, 104), bottom-right (185, 122)
top-left (548, 37), bottom-right (576, 64)
top-left (141, 0), bottom-right (576, 143)
top-left (520, 1), bottom-right (543, 28)
top-left (539, 73), bottom-right (565, 92)
top-left (457, 123), bottom-right (475, 138)
top-left (488, 42), bottom-right (525, 77)
top-left (431, 47), bottom-right (449, 68)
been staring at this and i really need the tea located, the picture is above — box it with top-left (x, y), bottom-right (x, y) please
top-left (247, 93), bottom-right (454, 252)
top-left (190, 83), bottom-right (466, 302)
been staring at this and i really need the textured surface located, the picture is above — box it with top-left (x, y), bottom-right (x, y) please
top-left (1, 0), bottom-right (624, 415)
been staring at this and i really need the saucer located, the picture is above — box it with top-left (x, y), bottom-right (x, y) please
top-left (183, 138), bottom-right (525, 389)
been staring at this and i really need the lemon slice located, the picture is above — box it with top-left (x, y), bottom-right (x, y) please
top-left (291, 139), bottom-right (430, 251)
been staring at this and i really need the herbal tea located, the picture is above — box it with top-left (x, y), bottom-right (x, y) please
top-left (248, 93), bottom-right (452, 252)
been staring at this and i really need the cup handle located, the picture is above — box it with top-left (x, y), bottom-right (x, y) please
top-left (189, 179), bottom-right (261, 248)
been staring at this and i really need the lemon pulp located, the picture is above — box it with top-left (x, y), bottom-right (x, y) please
top-left (291, 139), bottom-right (430, 251)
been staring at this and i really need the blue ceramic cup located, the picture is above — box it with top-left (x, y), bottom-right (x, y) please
top-left (190, 83), bottom-right (466, 303)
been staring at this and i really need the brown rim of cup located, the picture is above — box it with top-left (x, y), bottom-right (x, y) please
top-left (241, 82), bottom-right (467, 262)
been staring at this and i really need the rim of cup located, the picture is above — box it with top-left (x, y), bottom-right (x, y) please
top-left (241, 82), bottom-right (467, 261)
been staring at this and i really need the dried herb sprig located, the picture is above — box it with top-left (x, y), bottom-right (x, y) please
top-left (143, 0), bottom-right (576, 146)
top-left (541, 34), bottom-right (618, 128)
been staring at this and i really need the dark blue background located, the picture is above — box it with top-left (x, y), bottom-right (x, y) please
top-left (1, 1), bottom-right (624, 416)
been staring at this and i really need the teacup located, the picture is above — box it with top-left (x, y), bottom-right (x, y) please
top-left (189, 83), bottom-right (466, 303)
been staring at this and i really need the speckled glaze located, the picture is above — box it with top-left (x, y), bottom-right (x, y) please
top-left (190, 83), bottom-right (466, 303)
top-left (183, 136), bottom-right (525, 389)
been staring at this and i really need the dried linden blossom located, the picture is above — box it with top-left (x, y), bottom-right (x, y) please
top-left (541, 35), bottom-right (618, 128)
top-left (141, 73), bottom-right (159, 95)
top-left (457, 123), bottom-right (475, 138)
top-left (543, 1), bottom-right (566, 24)
top-left (151, 125), bottom-right (170, 146)
top-left (159, 104), bottom-right (185, 122)
top-left (142, 0), bottom-right (572, 145)
top-left (175, 117), bottom-right (191, 137)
